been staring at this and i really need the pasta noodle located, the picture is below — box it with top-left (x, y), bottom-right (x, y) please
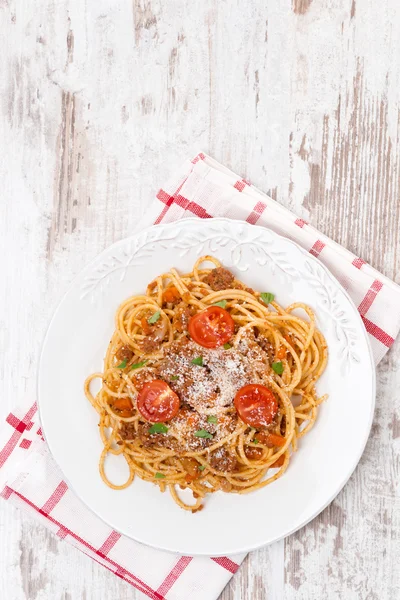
top-left (84, 255), bottom-right (328, 512)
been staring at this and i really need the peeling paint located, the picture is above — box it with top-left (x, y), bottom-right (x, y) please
top-left (1, 2), bottom-right (400, 599)
top-left (292, 0), bottom-right (313, 15)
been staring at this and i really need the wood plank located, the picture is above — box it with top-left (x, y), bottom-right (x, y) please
top-left (0, 0), bottom-right (399, 598)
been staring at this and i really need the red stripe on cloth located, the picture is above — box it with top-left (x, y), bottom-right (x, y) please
top-left (56, 526), bottom-right (69, 539)
top-left (173, 194), bottom-right (212, 218)
top-left (211, 556), bottom-right (240, 574)
top-left (246, 201), bottom-right (267, 225)
top-left (294, 218), bottom-right (308, 228)
top-left (9, 489), bottom-right (163, 600)
top-left (97, 530), bottom-right (122, 558)
top-left (309, 240), bottom-right (326, 258)
top-left (352, 257), bottom-right (366, 269)
top-left (41, 481), bottom-right (68, 514)
top-left (361, 316), bottom-right (395, 348)
top-left (154, 181), bottom-right (186, 223)
top-left (191, 152), bottom-right (206, 164)
top-left (154, 204), bottom-right (171, 225)
top-left (6, 414), bottom-right (34, 433)
top-left (234, 179), bottom-right (246, 192)
top-left (156, 189), bottom-right (175, 206)
top-left (19, 439), bottom-right (32, 450)
top-left (1, 485), bottom-right (14, 500)
top-left (156, 556), bottom-right (193, 596)
top-left (358, 279), bottom-right (383, 316)
top-left (0, 403), bottom-right (37, 470)
top-left (156, 188), bottom-right (212, 220)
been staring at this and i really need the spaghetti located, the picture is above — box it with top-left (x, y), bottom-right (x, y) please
top-left (84, 255), bottom-right (328, 512)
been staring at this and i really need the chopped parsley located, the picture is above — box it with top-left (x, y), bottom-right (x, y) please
top-left (207, 415), bottom-right (218, 424)
top-left (154, 472), bottom-right (166, 479)
top-left (148, 311), bottom-right (161, 324)
top-left (170, 375), bottom-right (179, 381)
top-left (194, 429), bottom-right (213, 439)
top-left (260, 292), bottom-right (275, 305)
top-left (213, 300), bottom-right (227, 308)
top-left (149, 423), bottom-right (168, 434)
top-left (253, 438), bottom-right (259, 445)
top-left (116, 360), bottom-right (127, 369)
top-left (131, 360), bottom-right (148, 370)
top-left (198, 465), bottom-right (206, 471)
top-left (223, 342), bottom-right (232, 350)
top-left (272, 361), bottom-right (284, 375)
top-left (191, 356), bottom-right (204, 367)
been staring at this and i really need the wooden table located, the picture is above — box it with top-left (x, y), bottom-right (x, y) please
top-left (1, 1), bottom-right (399, 598)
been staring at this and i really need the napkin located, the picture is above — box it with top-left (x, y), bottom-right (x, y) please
top-left (1, 152), bottom-right (399, 600)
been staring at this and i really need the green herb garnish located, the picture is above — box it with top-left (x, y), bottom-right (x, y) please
top-left (260, 292), bottom-right (275, 305)
top-left (253, 438), bottom-right (259, 445)
top-left (155, 472), bottom-right (166, 479)
top-left (207, 415), bottom-right (218, 424)
top-left (149, 423), bottom-right (168, 434)
top-left (148, 311), bottom-right (161, 324)
top-left (116, 360), bottom-right (127, 369)
top-left (198, 465), bottom-right (206, 471)
top-left (213, 300), bottom-right (227, 308)
top-left (194, 429), bottom-right (213, 439)
top-left (191, 356), bottom-right (204, 367)
top-left (272, 361), bottom-right (284, 375)
top-left (170, 375), bottom-right (179, 381)
top-left (131, 360), bottom-right (148, 370)
top-left (223, 342), bottom-right (232, 350)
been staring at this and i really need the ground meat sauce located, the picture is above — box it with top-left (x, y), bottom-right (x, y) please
top-left (140, 319), bottom-right (168, 354)
top-left (157, 337), bottom-right (269, 414)
top-left (137, 424), bottom-right (179, 450)
top-left (254, 431), bottom-right (276, 447)
top-left (209, 447), bottom-right (238, 472)
top-left (203, 267), bottom-right (234, 291)
top-left (119, 329), bottom-right (274, 456)
top-left (140, 336), bottom-right (160, 353)
top-left (119, 422), bottom-right (136, 440)
top-left (244, 446), bottom-right (263, 460)
top-left (131, 367), bottom-right (158, 392)
top-left (119, 422), bottom-right (179, 450)
top-left (233, 281), bottom-right (255, 295)
top-left (172, 302), bottom-right (196, 333)
top-left (115, 345), bottom-right (134, 363)
top-left (253, 328), bottom-right (274, 360)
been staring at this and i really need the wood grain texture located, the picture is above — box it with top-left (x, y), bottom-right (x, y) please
top-left (1, 0), bottom-right (399, 599)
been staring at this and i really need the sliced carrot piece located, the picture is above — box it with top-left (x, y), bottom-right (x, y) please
top-left (119, 410), bottom-right (134, 417)
top-left (270, 454), bottom-right (285, 468)
top-left (255, 431), bottom-right (286, 448)
top-left (267, 433), bottom-right (286, 447)
top-left (284, 334), bottom-right (295, 346)
top-left (162, 286), bottom-right (181, 304)
top-left (276, 345), bottom-right (287, 360)
top-left (187, 414), bottom-right (197, 427)
top-left (185, 473), bottom-right (200, 483)
top-left (112, 397), bottom-right (133, 412)
top-left (141, 317), bottom-right (152, 335)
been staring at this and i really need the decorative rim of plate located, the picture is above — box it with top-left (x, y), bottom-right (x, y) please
top-left (37, 217), bottom-right (376, 555)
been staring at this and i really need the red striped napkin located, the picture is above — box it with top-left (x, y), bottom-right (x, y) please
top-left (1, 152), bottom-right (399, 600)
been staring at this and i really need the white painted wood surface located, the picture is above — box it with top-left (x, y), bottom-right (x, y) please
top-left (1, 0), bottom-right (399, 598)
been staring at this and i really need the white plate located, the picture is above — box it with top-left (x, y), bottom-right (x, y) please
top-left (38, 218), bottom-right (375, 556)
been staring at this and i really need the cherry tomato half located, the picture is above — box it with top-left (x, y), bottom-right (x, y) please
top-left (188, 306), bottom-right (235, 348)
top-left (137, 380), bottom-right (180, 423)
top-left (234, 384), bottom-right (278, 427)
